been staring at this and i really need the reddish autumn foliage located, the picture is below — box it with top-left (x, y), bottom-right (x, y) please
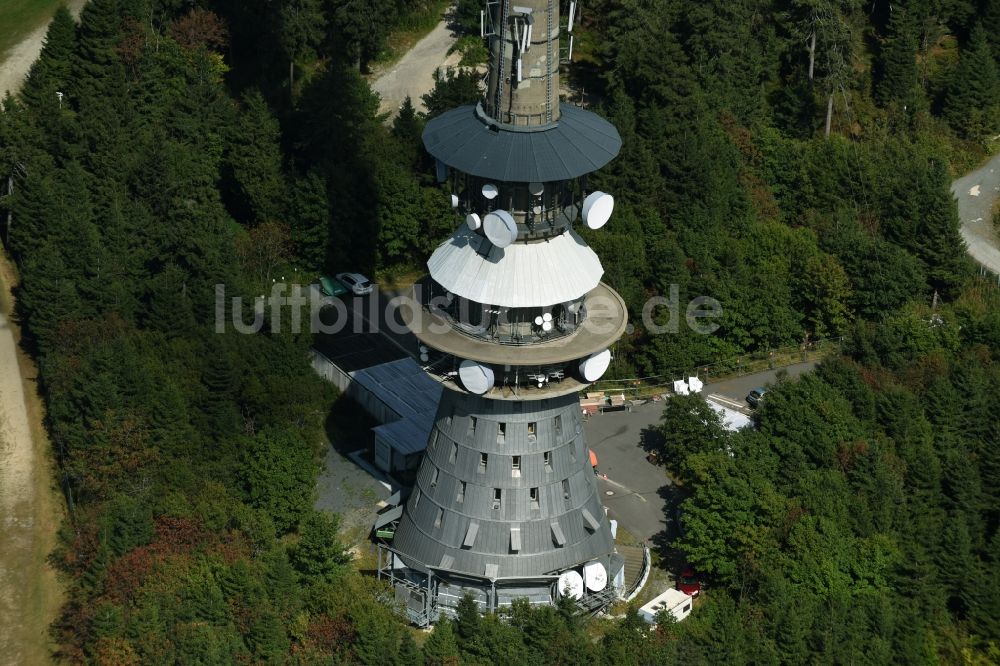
top-left (152, 516), bottom-right (212, 553)
top-left (169, 9), bottom-right (229, 51)
top-left (103, 546), bottom-right (162, 604)
top-left (306, 614), bottom-right (355, 654)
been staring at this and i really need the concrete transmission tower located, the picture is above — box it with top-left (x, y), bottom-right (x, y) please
top-left (378, 0), bottom-right (626, 624)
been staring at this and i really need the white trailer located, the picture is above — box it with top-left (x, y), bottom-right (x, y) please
top-left (638, 588), bottom-right (693, 624)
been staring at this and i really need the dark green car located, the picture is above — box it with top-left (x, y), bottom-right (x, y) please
top-left (319, 275), bottom-right (348, 297)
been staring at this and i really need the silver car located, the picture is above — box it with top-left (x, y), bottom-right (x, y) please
top-left (335, 272), bottom-right (375, 296)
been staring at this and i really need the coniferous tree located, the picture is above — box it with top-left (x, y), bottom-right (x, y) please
top-left (226, 90), bottom-right (286, 225)
top-left (876, 6), bottom-right (919, 108)
top-left (286, 169), bottom-right (331, 269)
top-left (422, 618), bottom-right (460, 666)
top-left (944, 23), bottom-right (1000, 137)
top-left (20, 7), bottom-right (77, 113)
top-left (397, 632), bottom-right (422, 666)
top-left (70, 0), bottom-right (125, 100)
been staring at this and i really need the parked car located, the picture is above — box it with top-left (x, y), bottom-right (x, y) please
top-left (746, 386), bottom-right (767, 409)
top-left (335, 272), bottom-right (375, 296)
top-left (319, 275), bottom-right (349, 297)
top-left (676, 568), bottom-right (702, 598)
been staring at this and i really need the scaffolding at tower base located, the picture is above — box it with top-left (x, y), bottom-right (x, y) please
top-left (377, 543), bottom-right (625, 626)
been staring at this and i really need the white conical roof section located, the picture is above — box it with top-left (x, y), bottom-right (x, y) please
top-left (427, 227), bottom-right (604, 308)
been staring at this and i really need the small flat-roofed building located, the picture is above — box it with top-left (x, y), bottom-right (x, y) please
top-left (347, 358), bottom-right (443, 473)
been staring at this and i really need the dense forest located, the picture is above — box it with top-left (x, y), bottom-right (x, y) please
top-left (0, 0), bottom-right (998, 662)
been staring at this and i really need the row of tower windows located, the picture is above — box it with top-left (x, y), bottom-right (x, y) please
top-left (463, 415), bottom-right (562, 443)
top-left (413, 478), bottom-right (573, 524)
top-left (471, 448), bottom-right (569, 473)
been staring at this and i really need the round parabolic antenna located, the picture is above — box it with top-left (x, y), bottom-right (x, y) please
top-left (582, 191), bottom-right (615, 229)
top-left (466, 213), bottom-right (481, 230)
top-left (450, 193), bottom-right (460, 208)
top-left (579, 349), bottom-right (612, 383)
top-left (482, 183), bottom-right (499, 200)
top-left (529, 182), bottom-right (544, 196)
top-left (558, 570), bottom-right (585, 600)
top-left (583, 561), bottom-right (608, 592)
top-left (543, 312), bottom-right (553, 322)
top-left (483, 210), bottom-right (518, 248)
top-left (459, 360), bottom-right (495, 395)
top-left (534, 315), bottom-right (544, 326)
top-left (542, 321), bottom-right (553, 332)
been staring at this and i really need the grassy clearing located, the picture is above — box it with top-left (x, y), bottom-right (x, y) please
top-left (0, 0), bottom-right (64, 60)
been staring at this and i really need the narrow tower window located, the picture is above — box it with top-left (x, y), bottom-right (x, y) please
top-left (493, 488), bottom-right (502, 510)
top-left (434, 508), bottom-right (443, 528)
top-left (527, 421), bottom-right (537, 442)
top-left (479, 452), bottom-right (488, 471)
top-left (430, 466), bottom-right (439, 487)
top-left (449, 441), bottom-right (458, 463)
top-left (512, 455), bottom-right (521, 477)
top-left (497, 422), bottom-right (506, 443)
top-left (544, 451), bottom-right (552, 471)
top-left (457, 481), bottom-right (466, 503)
top-left (530, 487), bottom-right (540, 510)
top-left (554, 415), bottom-right (563, 438)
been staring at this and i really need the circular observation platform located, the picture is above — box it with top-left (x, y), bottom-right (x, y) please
top-left (398, 282), bottom-right (628, 368)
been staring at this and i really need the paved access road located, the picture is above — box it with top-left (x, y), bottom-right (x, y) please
top-left (952, 152), bottom-right (1000, 274)
top-left (587, 362), bottom-right (816, 543)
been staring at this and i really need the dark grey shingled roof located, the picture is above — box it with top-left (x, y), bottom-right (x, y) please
top-left (422, 104), bottom-right (623, 183)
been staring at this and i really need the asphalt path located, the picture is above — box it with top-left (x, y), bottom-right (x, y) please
top-left (587, 362), bottom-right (817, 543)
top-left (952, 152), bottom-right (1000, 274)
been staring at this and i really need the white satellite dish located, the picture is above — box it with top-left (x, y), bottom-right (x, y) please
top-left (558, 570), bottom-right (584, 600)
top-left (419, 346), bottom-right (428, 354)
top-left (529, 182), bottom-right (544, 196)
top-left (582, 191), bottom-right (614, 229)
top-left (450, 193), bottom-right (460, 208)
top-left (579, 349), bottom-right (612, 383)
top-left (583, 561), bottom-right (608, 592)
top-left (534, 315), bottom-right (544, 326)
top-left (459, 360), bottom-right (495, 395)
top-left (482, 183), bottom-right (499, 200)
top-left (419, 353), bottom-right (429, 363)
top-left (562, 204), bottom-right (579, 225)
top-left (542, 312), bottom-right (552, 322)
top-left (466, 213), bottom-right (482, 230)
top-left (483, 210), bottom-right (518, 248)
top-left (566, 301), bottom-right (580, 314)
top-left (542, 321), bottom-right (553, 332)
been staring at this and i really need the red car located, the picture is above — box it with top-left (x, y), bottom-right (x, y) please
top-left (677, 568), bottom-right (701, 598)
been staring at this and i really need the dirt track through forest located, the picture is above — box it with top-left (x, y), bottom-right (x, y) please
top-left (0, 0), bottom-right (86, 98)
top-left (0, 306), bottom-right (60, 666)
top-left (0, 4), bottom-right (83, 660)
top-left (370, 13), bottom-right (461, 118)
